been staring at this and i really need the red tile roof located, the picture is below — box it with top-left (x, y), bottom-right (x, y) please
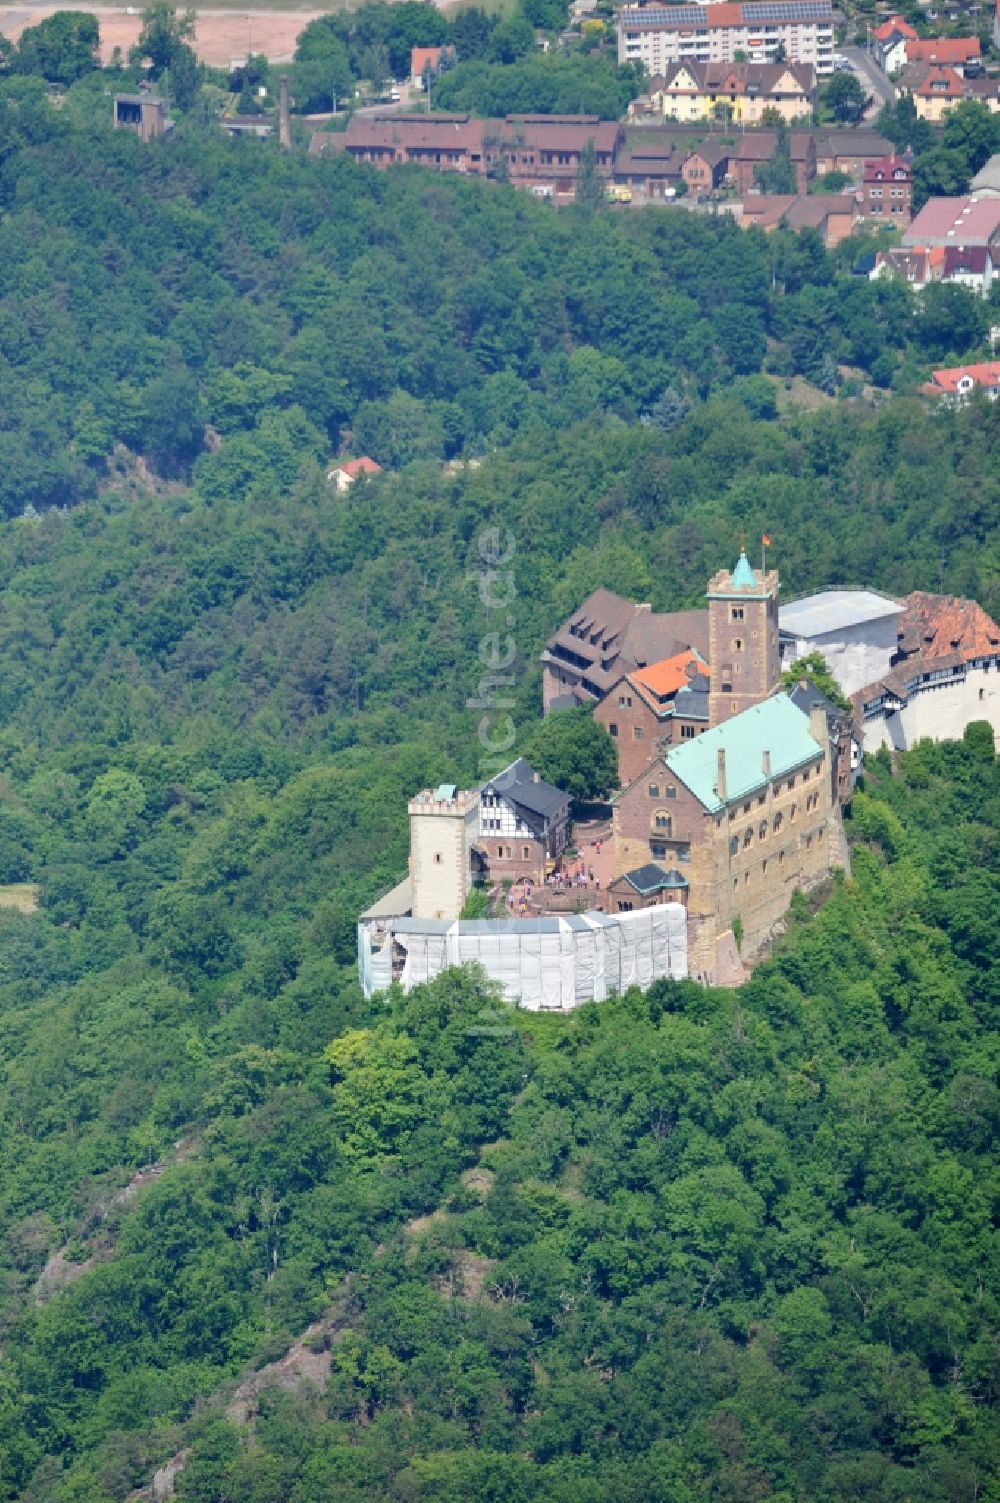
top-left (873, 14), bottom-right (918, 39)
top-left (926, 360), bottom-right (1000, 393)
top-left (412, 46), bottom-right (443, 76)
top-left (338, 457), bottom-right (382, 478)
top-left (913, 64), bottom-right (965, 97)
top-left (907, 36), bottom-right (981, 64)
top-left (863, 155), bottom-right (911, 183)
top-left (632, 649), bottom-right (704, 703)
top-left (898, 591), bottom-right (1000, 662)
top-left (342, 113), bottom-right (484, 154)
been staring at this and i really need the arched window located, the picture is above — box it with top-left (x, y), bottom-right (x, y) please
top-left (732, 638), bottom-right (744, 652)
top-left (654, 812), bottom-right (672, 834)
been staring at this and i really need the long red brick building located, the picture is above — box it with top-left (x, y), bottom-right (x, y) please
top-left (311, 113), bottom-right (623, 199)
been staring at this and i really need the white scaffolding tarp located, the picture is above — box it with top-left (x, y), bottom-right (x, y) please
top-left (361, 904), bottom-right (687, 1009)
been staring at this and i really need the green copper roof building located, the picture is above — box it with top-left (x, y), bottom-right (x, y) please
top-left (665, 692), bottom-right (823, 814)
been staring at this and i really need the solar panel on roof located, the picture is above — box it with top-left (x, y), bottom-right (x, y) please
top-left (623, 0), bottom-right (830, 21)
top-left (622, 6), bottom-right (707, 21)
top-left (743, 1), bottom-right (832, 16)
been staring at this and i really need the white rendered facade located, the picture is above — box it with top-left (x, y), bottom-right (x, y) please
top-left (618, 4), bottom-right (835, 76)
top-left (858, 660), bottom-right (1000, 753)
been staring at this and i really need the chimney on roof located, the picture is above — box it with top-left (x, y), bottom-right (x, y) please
top-left (532, 771), bottom-right (539, 783)
top-left (808, 704), bottom-right (829, 748)
top-left (279, 75), bottom-right (291, 151)
top-left (762, 748), bottom-right (771, 776)
top-left (716, 748), bottom-right (727, 802)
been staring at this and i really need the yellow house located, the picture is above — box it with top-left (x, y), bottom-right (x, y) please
top-left (650, 59), bottom-right (817, 124)
top-left (899, 62), bottom-right (1000, 121)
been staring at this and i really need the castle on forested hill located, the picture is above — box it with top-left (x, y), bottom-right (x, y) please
top-left (604, 552), bottom-right (845, 982)
top-left (359, 555), bottom-right (999, 1004)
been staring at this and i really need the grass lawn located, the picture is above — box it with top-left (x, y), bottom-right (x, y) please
top-left (0, 883), bottom-right (40, 913)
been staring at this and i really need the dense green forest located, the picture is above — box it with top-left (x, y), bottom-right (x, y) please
top-left (0, 47), bottom-right (996, 1503)
top-left (1, 79), bottom-right (998, 520)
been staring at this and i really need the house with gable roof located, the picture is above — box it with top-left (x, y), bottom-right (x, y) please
top-left (328, 457), bottom-right (382, 492)
top-left (477, 758), bottom-right (570, 884)
top-left (906, 36), bottom-right (981, 74)
top-left (862, 155), bottom-right (912, 224)
top-left (921, 361), bottom-right (1000, 401)
top-left (872, 14), bottom-right (917, 75)
top-left (650, 58), bottom-right (816, 124)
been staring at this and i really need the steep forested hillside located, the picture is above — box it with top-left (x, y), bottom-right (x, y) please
top-left (0, 79), bottom-right (996, 519)
top-left (0, 70), bottom-right (996, 1503)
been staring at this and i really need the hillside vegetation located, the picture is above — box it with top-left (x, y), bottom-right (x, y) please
top-left (0, 80), bottom-right (997, 520)
top-left (0, 71), bottom-right (995, 1503)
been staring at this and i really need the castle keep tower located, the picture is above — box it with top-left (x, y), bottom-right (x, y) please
top-left (408, 785), bottom-right (480, 921)
top-left (707, 551), bottom-right (780, 727)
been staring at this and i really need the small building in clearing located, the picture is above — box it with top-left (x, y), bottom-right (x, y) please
top-left (328, 457), bottom-right (382, 492)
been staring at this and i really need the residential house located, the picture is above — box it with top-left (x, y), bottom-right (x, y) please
top-left (732, 130), bottom-right (817, 193)
top-left (477, 758), bottom-right (570, 883)
top-left (740, 192), bottom-right (857, 246)
top-left (871, 243), bottom-right (945, 288)
top-left (592, 649), bottom-right (711, 786)
top-left (541, 588), bottom-right (709, 711)
top-left (941, 243), bottom-right (995, 296)
top-left (650, 59), bottom-right (816, 124)
top-left (872, 14), bottom-right (918, 74)
top-left (921, 361), bottom-right (1000, 400)
top-left (862, 155), bottom-right (912, 223)
top-left (905, 36), bottom-right (981, 73)
top-left (898, 62), bottom-right (1000, 120)
top-left (873, 241), bottom-right (995, 294)
top-left (612, 692), bottom-right (837, 977)
top-left (681, 142), bottom-right (730, 192)
top-left (617, 1), bottom-right (835, 78)
top-left (903, 195), bottom-right (1000, 247)
top-left (328, 457), bottom-right (381, 491)
top-left (607, 863), bottom-right (689, 912)
top-left (411, 46), bottom-right (450, 86)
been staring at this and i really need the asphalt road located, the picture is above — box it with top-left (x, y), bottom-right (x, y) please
top-left (842, 43), bottom-right (895, 110)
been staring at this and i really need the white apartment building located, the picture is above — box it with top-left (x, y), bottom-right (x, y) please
top-left (617, 1), bottom-right (835, 77)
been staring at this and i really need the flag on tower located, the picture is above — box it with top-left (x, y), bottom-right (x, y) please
top-left (761, 532), bottom-right (772, 547)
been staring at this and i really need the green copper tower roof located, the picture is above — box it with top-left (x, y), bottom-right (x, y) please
top-left (731, 551), bottom-right (756, 589)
